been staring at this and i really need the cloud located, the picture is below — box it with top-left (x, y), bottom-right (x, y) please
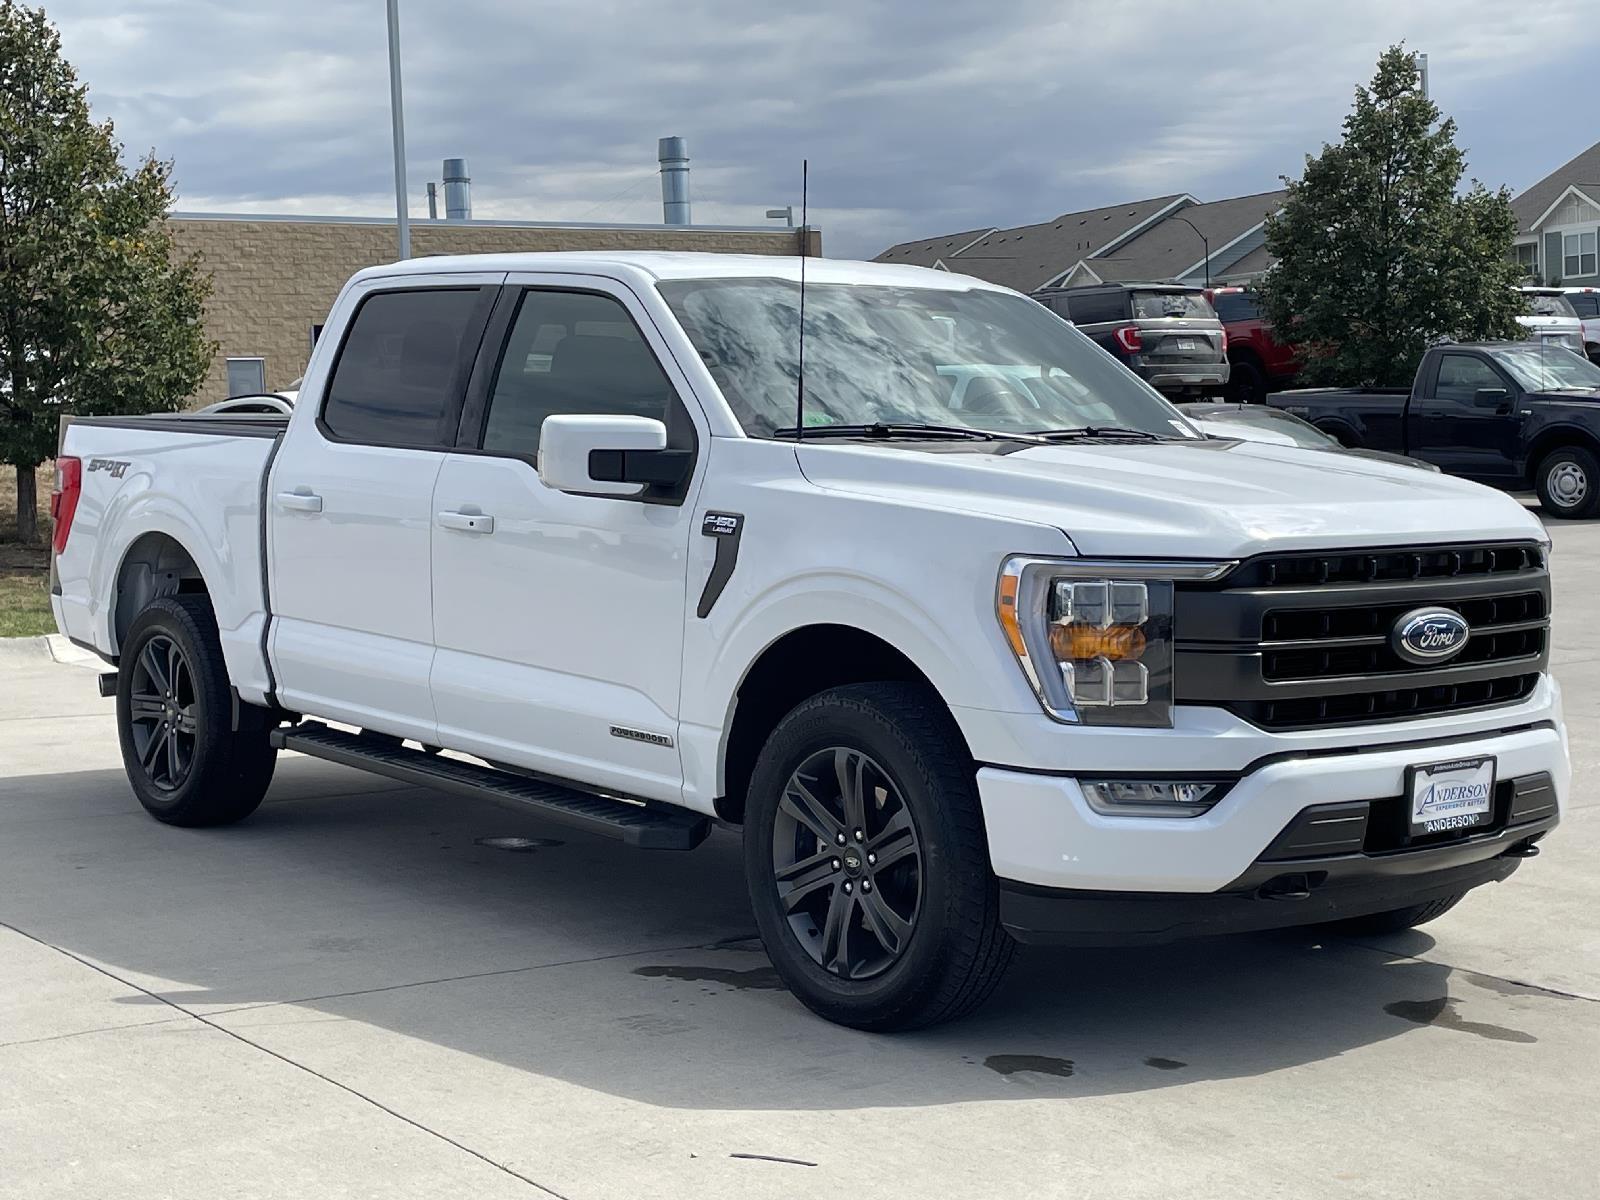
top-left (43, 0), bottom-right (1600, 259)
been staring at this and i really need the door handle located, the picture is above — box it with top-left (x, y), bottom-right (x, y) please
top-left (437, 510), bottom-right (495, 534)
top-left (275, 491), bottom-right (323, 513)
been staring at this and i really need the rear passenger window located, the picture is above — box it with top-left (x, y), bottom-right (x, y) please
top-left (322, 289), bottom-right (484, 446)
top-left (481, 290), bottom-right (677, 458)
top-left (1569, 293), bottom-right (1599, 319)
top-left (1063, 290), bottom-right (1125, 325)
top-left (1213, 293), bottom-right (1260, 322)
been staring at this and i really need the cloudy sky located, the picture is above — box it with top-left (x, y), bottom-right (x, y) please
top-left (44, 0), bottom-right (1600, 259)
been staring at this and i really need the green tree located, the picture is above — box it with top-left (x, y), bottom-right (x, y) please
top-left (0, 0), bottom-right (212, 543)
top-left (1258, 46), bottom-right (1524, 388)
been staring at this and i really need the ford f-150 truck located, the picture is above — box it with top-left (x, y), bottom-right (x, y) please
top-left (50, 253), bottom-right (1569, 1030)
top-left (1270, 341), bottom-right (1600, 519)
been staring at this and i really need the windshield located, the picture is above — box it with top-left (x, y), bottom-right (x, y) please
top-left (1132, 290), bottom-right (1216, 319)
top-left (1488, 345), bottom-right (1600, 391)
top-left (657, 279), bottom-right (1196, 440)
top-left (1523, 293), bottom-right (1579, 319)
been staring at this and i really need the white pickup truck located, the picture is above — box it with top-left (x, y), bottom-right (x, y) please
top-left (50, 252), bottom-right (1569, 1029)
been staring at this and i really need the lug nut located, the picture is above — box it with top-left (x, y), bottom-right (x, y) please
top-left (836, 832), bottom-right (846, 845)
top-left (867, 853), bottom-right (876, 866)
top-left (831, 858), bottom-right (842, 871)
top-left (854, 829), bottom-right (864, 842)
top-left (843, 881), bottom-right (852, 894)
top-left (861, 880), bottom-right (872, 893)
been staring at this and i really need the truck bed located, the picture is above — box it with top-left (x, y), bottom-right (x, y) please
top-left (52, 413), bottom-right (282, 705)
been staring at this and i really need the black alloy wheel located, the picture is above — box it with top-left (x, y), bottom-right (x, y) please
top-left (128, 634), bottom-right (199, 790)
top-left (772, 746), bottom-right (923, 980)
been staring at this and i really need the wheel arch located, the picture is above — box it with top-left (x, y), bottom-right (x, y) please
top-left (714, 623), bottom-right (971, 824)
top-left (111, 531), bottom-right (211, 656)
top-left (1525, 426), bottom-right (1600, 488)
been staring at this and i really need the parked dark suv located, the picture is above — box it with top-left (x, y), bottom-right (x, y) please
top-left (1033, 282), bottom-right (1229, 395)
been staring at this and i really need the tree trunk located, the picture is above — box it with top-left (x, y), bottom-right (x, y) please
top-left (15, 462), bottom-right (38, 545)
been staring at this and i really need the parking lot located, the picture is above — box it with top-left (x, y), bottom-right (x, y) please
top-left (1, 509), bottom-right (1595, 1200)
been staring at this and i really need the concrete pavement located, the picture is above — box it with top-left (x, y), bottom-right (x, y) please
top-left (2, 517), bottom-right (1598, 1199)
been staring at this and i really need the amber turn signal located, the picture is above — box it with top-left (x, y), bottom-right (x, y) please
top-left (1049, 623), bottom-right (1147, 662)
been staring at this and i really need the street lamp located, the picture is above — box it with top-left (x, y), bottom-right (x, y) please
top-left (1168, 215), bottom-right (1209, 289)
top-left (386, 0), bottom-right (410, 259)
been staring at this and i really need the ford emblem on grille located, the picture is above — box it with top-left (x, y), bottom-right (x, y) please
top-left (1391, 607), bottom-right (1470, 664)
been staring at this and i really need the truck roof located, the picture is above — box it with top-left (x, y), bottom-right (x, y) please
top-left (349, 251), bottom-right (1008, 292)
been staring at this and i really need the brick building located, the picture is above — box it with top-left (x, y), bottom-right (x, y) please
top-left (168, 214), bottom-right (814, 406)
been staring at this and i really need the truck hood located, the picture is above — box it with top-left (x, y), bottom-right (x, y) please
top-left (797, 438), bottom-right (1545, 559)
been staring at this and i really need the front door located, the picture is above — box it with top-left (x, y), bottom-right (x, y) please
top-left (1409, 351), bottom-right (1523, 482)
top-left (268, 275), bottom-right (500, 742)
top-left (429, 276), bottom-right (705, 803)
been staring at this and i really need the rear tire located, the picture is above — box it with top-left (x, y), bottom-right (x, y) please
top-left (1323, 892), bottom-right (1465, 937)
top-left (1534, 446), bottom-right (1599, 519)
top-left (116, 595), bottom-right (277, 827)
top-left (1226, 357), bottom-right (1266, 404)
top-left (743, 683), bottom-right (1014, 1031)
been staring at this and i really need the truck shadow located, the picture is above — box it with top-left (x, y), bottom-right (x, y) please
top-left (2, 758), bottom-right (1518, 1111)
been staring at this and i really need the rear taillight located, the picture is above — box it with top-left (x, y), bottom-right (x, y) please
top-left (50, 457), bottom-right (81, 555)
top-left (1220, 327), bottom-right (1229, 352)
top-left (1113, 326), bottom-right (1143, 353)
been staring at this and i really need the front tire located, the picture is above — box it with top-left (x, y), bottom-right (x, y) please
top-left (743, 683), bottom-right (1014, 1030)
top-left (1534, 446), bottom-right (1599, 519)
top-left (117, 595), bottom-right (277, 826)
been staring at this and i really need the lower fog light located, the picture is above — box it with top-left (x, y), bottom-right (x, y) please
top-left (1080, 780), bottom-right (1223, 817)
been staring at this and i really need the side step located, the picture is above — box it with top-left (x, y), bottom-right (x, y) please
top-left (270, 722), bottom-right (710, 850)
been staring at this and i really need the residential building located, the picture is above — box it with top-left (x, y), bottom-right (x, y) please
top-left (874, 189), bottom-right (1286, 293)
top-left (169, 214), bottom-right (814, 406)
top-left (1510, 140), bottom-right (1600, 286)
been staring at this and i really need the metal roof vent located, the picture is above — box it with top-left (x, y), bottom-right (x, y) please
top-left (443, 157), bottom-right (472, 220)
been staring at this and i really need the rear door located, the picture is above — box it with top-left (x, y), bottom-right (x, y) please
top-left (1408, 351), bottom-right (1522, 481)
top-left (428, 274), bottom-right (705, 803)
top-left (268, 274), bottom-right (500, 742)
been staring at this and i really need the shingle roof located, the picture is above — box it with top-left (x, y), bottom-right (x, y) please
top-left (873, 227), bottom-right (994, 268)
top-left (1082, 190), bottom-right (1286, 283)
top-left (873, 195), bottom-right (1190, 291)
top-left (1512, 141), bottom-right (1600, 234)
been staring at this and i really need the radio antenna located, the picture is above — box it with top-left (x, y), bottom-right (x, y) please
top-left (794, 159), bottom-right (809, 442)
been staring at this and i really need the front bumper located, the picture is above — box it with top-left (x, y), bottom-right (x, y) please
top-left (1000, 809), bottom-right (1553, 946)
top-left (977, 717), bottom-right (1569, 900)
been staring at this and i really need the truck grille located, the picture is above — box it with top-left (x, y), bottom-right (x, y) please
top-left (1175, 541), bottom-right (1550, 731)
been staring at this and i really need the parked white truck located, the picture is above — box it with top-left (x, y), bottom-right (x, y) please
top-left (50, 253), bottom-right (1569, 1029)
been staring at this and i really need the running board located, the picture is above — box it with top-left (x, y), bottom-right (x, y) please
top-left (270, 722), bottom-right (710, 850)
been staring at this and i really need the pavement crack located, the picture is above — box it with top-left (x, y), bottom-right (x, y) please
top-left (0, 918), bottom-right (574, 1199)
top-left (202, 937), bottom-right (722, 1016)
top-left (0, 1015), bottom-right (187, 1051)
top-left (1332, 934), bottom-right (1599, 1004)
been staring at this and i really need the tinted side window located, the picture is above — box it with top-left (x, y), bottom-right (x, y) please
top-left (1213, 293), bottom-right (1260, 322)
top-left (1434, 354), bottom-right (1502, 402)
top-left (323, 289), bottom-right (484, 446)
top-left (1064, 290), bottom-right (1125, 324)
top-left (1569, 293), bottom-right (1599, 319)
top-left (481, 290), bottom-right (677, 458)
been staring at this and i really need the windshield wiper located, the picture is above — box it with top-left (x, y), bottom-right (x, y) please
top-left (772, 422), bottom-right (1047, 443)
top-left (1026, 425), bottom-right (1169, 441)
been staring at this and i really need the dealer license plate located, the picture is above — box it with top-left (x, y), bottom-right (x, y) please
top-left (1408, 757), bottom-right (1496, 835)
top-left (1173, 338), bottom-right (1200, 351)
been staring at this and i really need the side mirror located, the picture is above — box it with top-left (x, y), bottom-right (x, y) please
top-left (537, 414), bottom-right (687, 497)
top-left (1473, 386), bottom-right (1511, 409)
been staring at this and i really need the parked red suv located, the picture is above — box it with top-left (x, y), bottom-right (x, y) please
top-left (1207, 286), bottom-right (1300, 403)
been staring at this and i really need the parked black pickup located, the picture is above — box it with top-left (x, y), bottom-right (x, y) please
top-left (1269, 342), bottom-right (1600, 518)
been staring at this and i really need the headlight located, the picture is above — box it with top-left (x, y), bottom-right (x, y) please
top-left (996, 556), bottom-right (1234, 727)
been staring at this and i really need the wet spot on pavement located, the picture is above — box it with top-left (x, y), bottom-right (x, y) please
top-left (1384, 996), bottom-right (1537, 1043)
top-left (633, 964), bottom-right (783, 990)
top-left (983, 1054), bottom-right (1076, 1079)
top-left (1144, 1056), bottom-right (1187, 1070)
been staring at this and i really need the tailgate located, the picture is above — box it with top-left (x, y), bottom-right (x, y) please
top-left (1141, 319), bottom-right (1226, 364)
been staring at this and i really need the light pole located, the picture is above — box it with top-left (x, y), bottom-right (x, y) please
top-left (386, 0), bottom-right (410, 259)
top-left (1169, 215), bottom-right (1209, 289)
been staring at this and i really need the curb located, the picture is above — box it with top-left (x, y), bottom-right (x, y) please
top-left (0, 634), bottom-right (102, 669)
